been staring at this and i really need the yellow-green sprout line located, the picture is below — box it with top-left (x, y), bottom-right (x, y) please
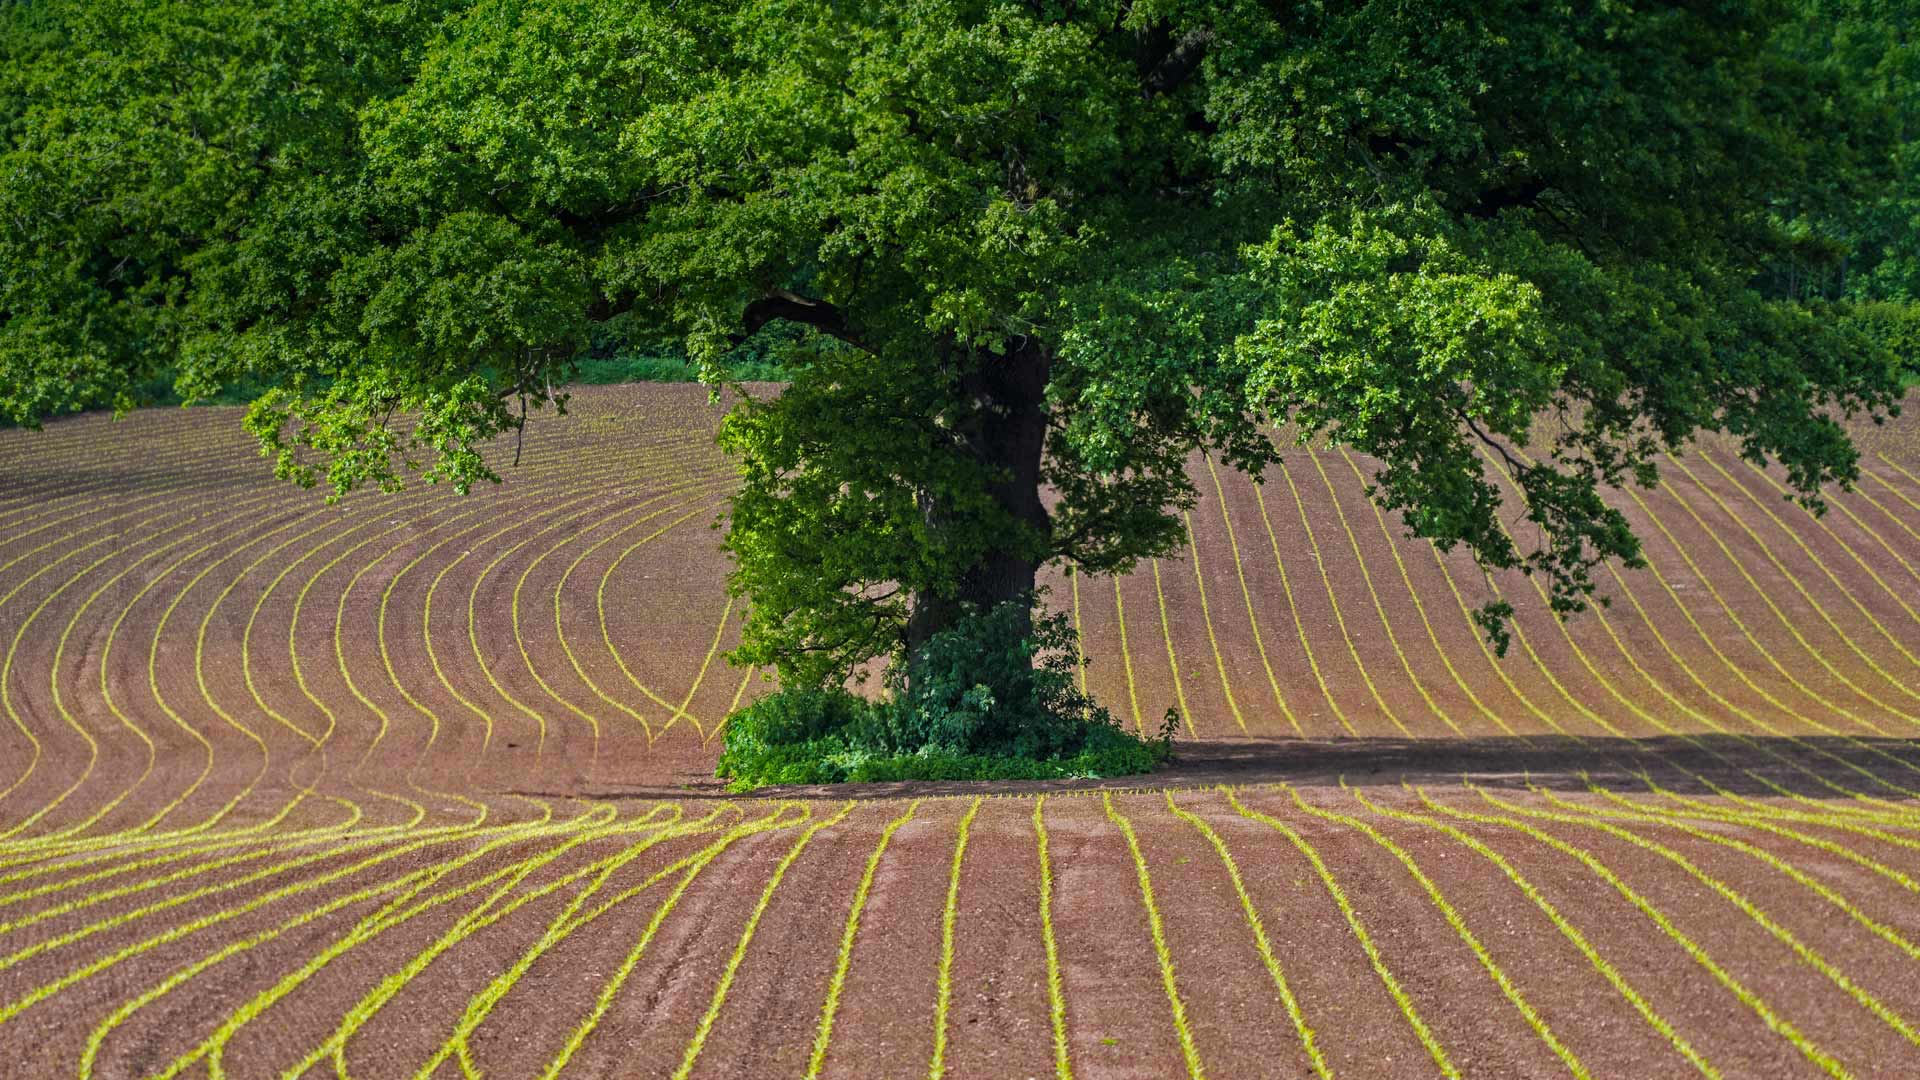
top-left (1149, 560), bottom-right (1197, 736)
top-left (1110, 577), bottom-right (1145, 732)
top-left (0, 815), bottom-right (565, 1022)
top-left (1416, 789), bottom-right (1846, 1078)
top-left (929, 797), bottom-right (984, 1080)
top-left (658, 594), bottom-right (736, 742)
top-left (1070, 567), bottom-right (1087, 695)
top-left (1574, 776), bottom-right (1920, 930)
top-left (1862, 457), bottom-right (1920, 561)
top-left (1476, 784), bottom-right (1920, 1051)
top-left (79, 809), bottom-right (616, 1074)
top-left (1869, 452), bottom-right (1920, 507)
top-left (411, 804), bottom-right (781, 1080)
top-left (554, 483), bottom-right (738, 744)
top-left (1276, 459), bottom-right (1415, 737)
top-left (1033, 796), bottom-right (1073, 1080)
top-left (1612, 776), bottom-right (1920, 880)
top-left (537, 804), bottom-right (811, 1080)
top-left (1164, 791), bottom-right (1328, 1079)
top-left (1297, 787), bottom-right (1587, 1078)
top-left (1333, 451), bottom-right (1517, 736)
top-left (295, 806), bottom-right (727, 1079)
top-left (1206, 458), bottom-right (1308, 734)
top-left (674, 801), bottom-right (857, 1079)
top-left (1665, 454), bottom-right (1920, 717)
top-left (702, 664), bottom-right (760, 748)
top-left (29, 486), bottom-right (292, 844)
top-left (1699, 451), bottom-right (1920, 685)
top-left (75, 838), bottom-right (524, 1079)
top-left (1179, 512), bottom-right (1253, 735)
top-left (0, 823), bottom-right (466, 944)
top-left (1305, 454), bottom-right (1464, 736)
top-left (808, 800), bottom-right (922, 1079)
top-left (1103, 792), bottom-right (1206, 1080)
top-left (598, 486), bottom-right (742, 734)
top-left (1226, 788), bottom-right (1459, 1078)
top-left (175, 808), bottom-right (675, 1080)
top-left (1353, 786), bottom-right (1718, 1078)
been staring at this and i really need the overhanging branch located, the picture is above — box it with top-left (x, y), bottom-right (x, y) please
top-left (736, 289), bottom-right (873, 353)
top-left (1458, 407), bottom-right (1530, 479)
top-left (1462, 178), bottom-right (1550, 220)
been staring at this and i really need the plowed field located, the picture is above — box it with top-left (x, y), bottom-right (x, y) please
top-left (6, 383), bottom-right (1920, 1077)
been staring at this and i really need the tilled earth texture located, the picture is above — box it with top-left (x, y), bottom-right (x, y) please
top-left (6, 382), bottom-right (1920, 1078)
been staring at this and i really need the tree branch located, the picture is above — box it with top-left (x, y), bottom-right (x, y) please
top-left (1458, 407), bottom-right (1530, 479)
top-left (736, 289), bottom-right (873, 352)
top-left (584, 293), bottom-right (633, 324)
top-left (1461, 178), bottom-right (1550, 220)
top-left (1142, 28), bottom-right (1216, 98)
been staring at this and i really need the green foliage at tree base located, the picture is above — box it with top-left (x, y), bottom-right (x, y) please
top-left (713, 722), bottom-right (1164, 792)
top-left (714, 599), bottom-right (1174, 793)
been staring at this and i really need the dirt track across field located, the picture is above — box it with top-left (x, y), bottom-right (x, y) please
top-left (6, 383), bottom-right (1920, 1077)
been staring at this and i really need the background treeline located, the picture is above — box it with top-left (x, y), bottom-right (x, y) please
top-left (1773, 0), bottom-right (1917, 383)
top-left (117, 323), bottom-right (798, 410)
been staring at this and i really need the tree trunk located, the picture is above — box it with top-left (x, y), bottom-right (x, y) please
top-left (903, 340), bottom-right (1053, 659)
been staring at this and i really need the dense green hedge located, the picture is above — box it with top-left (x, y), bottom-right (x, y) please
top-left (570, 352), bottom-right (789, 385)
top-left (0, 347), bottom-right (788, 430)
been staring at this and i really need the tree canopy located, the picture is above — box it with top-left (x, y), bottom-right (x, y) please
top-left (2, 0), bottom-right (1910, 681)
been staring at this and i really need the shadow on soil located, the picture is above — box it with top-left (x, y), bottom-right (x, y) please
top-left (560, 733), bottom-right (1920, 802)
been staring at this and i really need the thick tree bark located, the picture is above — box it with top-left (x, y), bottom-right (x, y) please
top-left (904, 339), bottom-right (1053, 660)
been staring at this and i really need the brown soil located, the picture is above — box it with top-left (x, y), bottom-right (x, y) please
top-left (6, 383), bottom-right (1920, 1075)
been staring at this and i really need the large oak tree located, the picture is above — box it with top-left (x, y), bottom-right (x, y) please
top-left (2, 0), bottom-right (1906, 686)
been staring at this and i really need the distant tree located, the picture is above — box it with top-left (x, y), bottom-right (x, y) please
top-left (1, 0), bottom-right (1905, 686)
